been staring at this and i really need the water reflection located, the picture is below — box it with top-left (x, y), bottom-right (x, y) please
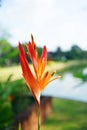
top-left (83, 67), bottom-right (87, 76)
top-left (42, 73), bottom-right (87, 102)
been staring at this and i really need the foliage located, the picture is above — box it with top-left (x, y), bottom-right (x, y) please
top-left (0, 75), bottom-right (29, 130)
top-left (0, 38), bottom-right (87, 66)
top-left (37, 46), bottom-right (42, 57)
top-left (6, 47), bottom-right (19, 64)
top-left (0, 39), bottom-right (11, 56)
top-left (41, 98), bottom-right (87, 130)
top-left (57, 61), bottom-right (87, 81)
top-left (65, 45), bottom-right (84, 60)
top-left (12, 95), bottom-right (34, 115)
top-left (48, 45), bottom-right (87, 61)
top-left (0, 75), bottom-right (13, 129)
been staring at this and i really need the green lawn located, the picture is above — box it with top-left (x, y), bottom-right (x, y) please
top-left (0, 60), bottom-right (87, 81)
top-left (41, 98), bottom-right (87, 130)
top-left (0, 62), bottom-right (64, 81)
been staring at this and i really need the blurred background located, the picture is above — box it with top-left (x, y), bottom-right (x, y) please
top-left (0, 0), bottom-right (87, 130)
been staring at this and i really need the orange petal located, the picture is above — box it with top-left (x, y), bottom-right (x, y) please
top-left (27, 42), bottom-right (38, 77)
top-left (27, 37), bottom-right (47, 80)
top-left (19, 43), bottom-right (40, 105)
top-left (39, 46), bottom-right (47, 77)
top-left (39, 71), bottom-right (49, 91)
top-left (41, 45), bottom-right (47, 62)
top-left (31, 34), bottom-right (36, 51)
top-left (39, 71), bottom-right (60, 91)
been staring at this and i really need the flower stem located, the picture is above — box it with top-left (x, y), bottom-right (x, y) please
top-left (18, 122), bottom-right (22, 130)
top-left (38, 106), bottom-right (40, 130)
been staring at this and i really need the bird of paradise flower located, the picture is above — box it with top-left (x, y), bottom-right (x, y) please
top-left (19, 34), bottom-right (60, 130)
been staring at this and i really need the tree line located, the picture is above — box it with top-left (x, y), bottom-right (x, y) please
top-left (0, 39), bottom-right (87, 66)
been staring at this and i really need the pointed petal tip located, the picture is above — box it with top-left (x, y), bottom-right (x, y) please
top-left (31, 89), bottom-right (40, 106)
top-left (18, 41), bottom-right (21, 45)
top-left (28, 41), bottom-right (31, 45)
top-left (37, 98), bottom-right (40, 107)
top-left (31, 33), bottom-right (33, 38)
top-left (43, 45), bottom-right (47, 52)
top-left (18, 42), bottom-right (22, 49)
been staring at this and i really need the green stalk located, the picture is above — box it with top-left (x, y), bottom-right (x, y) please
top-left (38, 106), bottom-right (40, 130)
top-left (18, 123), bottom-right (22, 130)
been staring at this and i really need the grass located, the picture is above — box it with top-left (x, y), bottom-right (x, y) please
top-left (0, 61), bottom-right (64, 81)
top-left (0, 65), bottom-right (22, 81)
top-left (0, 60), bottom-right (87, 81)
top-left (0, 64), bottom-right (35, 81)
top-left (41, 98), bottom-right (87, 130)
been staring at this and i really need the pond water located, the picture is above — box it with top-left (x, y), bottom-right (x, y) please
top-left (83, 67), bottom-right (87, 75)
top-left (42, 73), bottom-right (87, 103)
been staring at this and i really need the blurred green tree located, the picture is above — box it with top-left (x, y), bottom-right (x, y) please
top-left (0, 39), bottom-right (11, 56)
